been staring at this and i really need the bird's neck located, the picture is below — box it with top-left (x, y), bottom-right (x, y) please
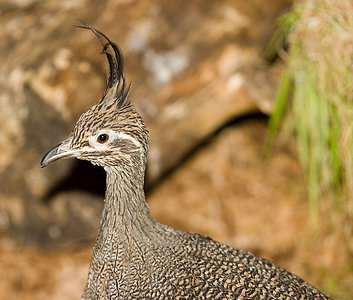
top-left (100, 165), bottom-right (155, 237)
top-left (83, 165), bottom-right (158, 297)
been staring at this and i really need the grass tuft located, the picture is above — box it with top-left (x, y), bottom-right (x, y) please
top-left (266, 0), bottom-right (353, 232)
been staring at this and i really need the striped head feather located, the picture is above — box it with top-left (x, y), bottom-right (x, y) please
top-left (41, 23), bottom-right (149, 170)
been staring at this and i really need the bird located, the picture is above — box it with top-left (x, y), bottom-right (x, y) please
top-left (41, 23), bottom-right (330, 300)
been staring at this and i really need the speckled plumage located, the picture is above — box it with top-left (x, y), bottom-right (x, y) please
top-left (41, 23), bottom-right (330, 300)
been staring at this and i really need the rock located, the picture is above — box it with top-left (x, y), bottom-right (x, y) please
top-left (148, 119), bottom-right (305, 265)
top-left (0, 0), bottom-right (292, 243)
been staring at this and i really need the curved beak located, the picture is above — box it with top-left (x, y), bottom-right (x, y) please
top-left (41, 138), bottom-right (77, 168)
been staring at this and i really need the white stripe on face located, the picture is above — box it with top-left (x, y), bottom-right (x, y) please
top-left (89, 130), bottom-right (141, 149)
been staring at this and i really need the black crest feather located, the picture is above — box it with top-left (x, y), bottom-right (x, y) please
top-left (77, 20), bottom-right (130, 109)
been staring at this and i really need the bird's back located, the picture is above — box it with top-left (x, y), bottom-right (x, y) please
top-left (83, 223), bottom-right (329, 300)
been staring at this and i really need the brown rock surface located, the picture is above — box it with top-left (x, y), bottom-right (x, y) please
top-left (0, 0), bottom-right (291, 242)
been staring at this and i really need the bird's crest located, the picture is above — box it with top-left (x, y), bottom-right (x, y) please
top-left (78, 21), bottom-right (130, 112)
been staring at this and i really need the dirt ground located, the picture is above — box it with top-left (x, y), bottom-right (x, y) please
top-left (0, 119), bottom-right (352, 299)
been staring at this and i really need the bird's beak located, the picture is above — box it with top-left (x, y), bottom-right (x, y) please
top-left (41, 137), bottom-right (77, 168)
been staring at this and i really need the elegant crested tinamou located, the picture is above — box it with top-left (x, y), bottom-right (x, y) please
top-left (41, 23), bottom-right (330, 300)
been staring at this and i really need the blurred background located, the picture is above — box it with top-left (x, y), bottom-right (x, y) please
top-left (0, 0), bottom-right (352, 299)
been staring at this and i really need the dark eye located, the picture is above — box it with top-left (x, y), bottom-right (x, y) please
top-left (97, 133), bottom-right (109, 144)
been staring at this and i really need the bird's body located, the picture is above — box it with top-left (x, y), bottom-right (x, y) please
top-left (41, 23), bottom-right (330, 300)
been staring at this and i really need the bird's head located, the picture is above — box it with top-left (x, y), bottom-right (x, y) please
top-left (41, 23), bottom-right (149, 170)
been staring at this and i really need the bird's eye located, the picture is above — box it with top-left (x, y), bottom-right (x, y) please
top-left (97, 133), bottom-right (109, 144)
